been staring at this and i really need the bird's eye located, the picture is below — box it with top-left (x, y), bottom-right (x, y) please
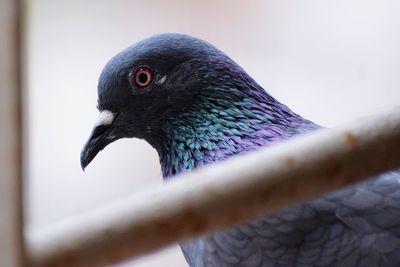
top-left (131, 67), bottom-right (154, 89)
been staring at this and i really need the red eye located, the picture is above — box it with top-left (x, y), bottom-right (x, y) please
top-left (132, 67), bottom-right (153, 89)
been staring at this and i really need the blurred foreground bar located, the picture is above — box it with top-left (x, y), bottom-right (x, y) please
top-left (27, 107), bottom-right (400, 267)
top-left (0, 0), bottom-right (25, 266)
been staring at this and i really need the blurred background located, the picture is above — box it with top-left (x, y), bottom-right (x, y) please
top-left (25, 1), bottom-right (400, 266)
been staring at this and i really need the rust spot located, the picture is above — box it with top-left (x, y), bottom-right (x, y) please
top-left (191, 219), bottom-right (207, 234)
top-left (285, 156), bottom-right (296, 167)
top-left (325, 155), bottom-right (341, 177)
top-left (205, 186), bottom-right (220, 198)
top-left (180, 207), bottom-right (207, 235)
top-left (288, 184), bottom-right (299, 196)
top-left (226, 211), bottom-right (242, 224)
top-left (326, 162), bottom-right (341, 177)
top-left (344, 132), bottom-right (359, 148)
top-left (342, 174), bottom-right (359, 185)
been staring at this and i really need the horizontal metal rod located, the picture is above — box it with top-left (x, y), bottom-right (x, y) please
top-left (27, 107), bottom-right (400, 267)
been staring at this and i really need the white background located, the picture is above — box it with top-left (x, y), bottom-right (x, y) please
top-left (26, 1), bottom-right (400, 266)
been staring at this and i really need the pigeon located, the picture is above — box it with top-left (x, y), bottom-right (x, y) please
top-left (81, 33), bottom-right (400, 267)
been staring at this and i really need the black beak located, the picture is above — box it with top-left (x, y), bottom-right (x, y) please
top-left (80, 124), bottom-right (114, 170)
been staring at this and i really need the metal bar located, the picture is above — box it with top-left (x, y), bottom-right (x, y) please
top-left (27, 107), bottom-right (400, 267)
top-left (0, 0), bottom-right (25, 266)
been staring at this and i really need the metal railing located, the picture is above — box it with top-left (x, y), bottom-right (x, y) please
top-left (25, 107), bottom-right (400, 266)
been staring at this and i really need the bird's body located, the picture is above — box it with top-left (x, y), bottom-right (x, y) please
top-left (181, 173), bottom-right (400, 267)
top-left (81, 33), bottom-right (400, 267)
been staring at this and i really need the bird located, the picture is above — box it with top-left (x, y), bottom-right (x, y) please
top-left (81, 33), bottom-right (400, 267)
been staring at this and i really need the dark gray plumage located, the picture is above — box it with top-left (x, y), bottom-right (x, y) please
top-left (81, 33), bottom-right (400, 267)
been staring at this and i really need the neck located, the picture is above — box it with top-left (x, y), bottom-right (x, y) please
top-left (150, 90), bottom-right (317, 179)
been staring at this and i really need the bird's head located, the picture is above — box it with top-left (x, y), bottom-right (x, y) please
top-left (80, 33), bottom-right (275, 170)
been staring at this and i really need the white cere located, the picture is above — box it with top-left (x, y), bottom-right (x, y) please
top-left (95, 110), bottom-right (115, 127)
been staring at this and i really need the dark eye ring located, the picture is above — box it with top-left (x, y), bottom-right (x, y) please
top-left (131, 66), bottom-right (154, 89)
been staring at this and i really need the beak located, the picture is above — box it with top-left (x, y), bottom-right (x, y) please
top-left (80, 110), bottom-right (116, 170)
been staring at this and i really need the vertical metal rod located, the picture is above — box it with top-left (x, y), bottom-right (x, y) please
top-left (0, 0), bottom-right (25, 266)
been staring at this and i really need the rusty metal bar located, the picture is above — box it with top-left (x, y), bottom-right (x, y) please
top-left (0, 0), bottom-right (25, 266)
top-left (27, 107), bottom-right (400, 267)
